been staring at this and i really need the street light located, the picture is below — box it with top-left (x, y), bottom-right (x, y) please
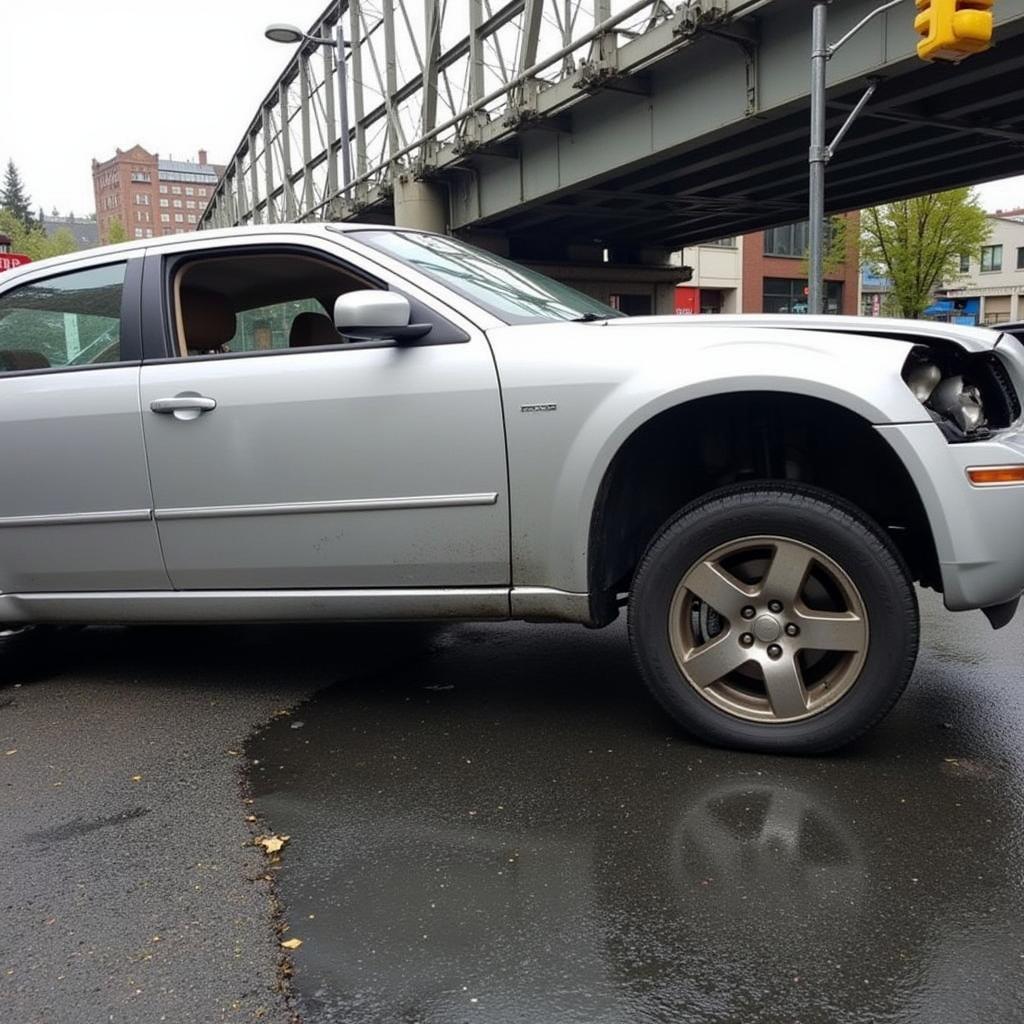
top-left (265, 5), bottom-right (352, 194)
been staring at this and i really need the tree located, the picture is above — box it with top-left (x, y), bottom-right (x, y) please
top-left (105, 217), bottom-right (128, 244)
top-left (800, 215), bottom-right (850, 279)
top-left (0, 159), bottom-right (34, 228)
top-left (861, 188), bottom-right (990, 319)
top-left (0, 209), bottom-right (78, 260)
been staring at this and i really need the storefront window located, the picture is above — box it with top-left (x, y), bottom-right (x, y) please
top-left (762, 278), bottom-right (842, 315)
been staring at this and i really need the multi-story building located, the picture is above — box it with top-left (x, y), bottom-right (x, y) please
top-left (673, 213), bottom-right (860, 315)
top-left (675, 237), bottom-right (742, 314)
top-left (92, 145), bottom-right (221, 244)
top-left (933, 215), bottom-right (1024, 325)
top-left (741, 213), bottom-right (861, 315)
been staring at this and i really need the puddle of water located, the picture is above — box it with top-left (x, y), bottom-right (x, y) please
top-left (248, 595), bottom-right (1024, 1024)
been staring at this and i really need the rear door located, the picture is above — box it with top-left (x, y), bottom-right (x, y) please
top-left (0, 256), bottom-right (168, 594)
top-left (137, 235), bottom-right (509, 591)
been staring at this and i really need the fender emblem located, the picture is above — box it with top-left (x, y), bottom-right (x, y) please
top-left (520, 403), bottom-right (557, 413)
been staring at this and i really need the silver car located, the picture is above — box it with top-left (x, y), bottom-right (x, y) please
top-left (2, 224), bottom-right (1023, 753)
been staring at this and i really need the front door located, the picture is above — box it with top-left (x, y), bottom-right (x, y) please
top-left (0, 256), bottom-right (168, 595)
top-left (138, 241), bottom-right (509, 591)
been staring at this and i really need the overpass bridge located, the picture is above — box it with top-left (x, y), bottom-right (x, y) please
top-left (200, 0), bottom-right (1024, 260)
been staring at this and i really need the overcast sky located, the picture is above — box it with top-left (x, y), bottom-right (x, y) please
top-left (1, 0), bottom-right (1022, 219)
top-left (1, 0), bottom-right (326, 216)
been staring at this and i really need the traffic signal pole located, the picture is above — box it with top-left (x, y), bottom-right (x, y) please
top-left (808, 3), bottom-right (828, 316)
top-left (807, 0), bottom-right (907, 315)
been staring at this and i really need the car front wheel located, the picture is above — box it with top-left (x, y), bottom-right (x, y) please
top-left (628, 484), bottom-right (919, 754)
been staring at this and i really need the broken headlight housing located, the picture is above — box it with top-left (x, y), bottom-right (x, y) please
top-left (903, 346), bottom-right (1020, 441)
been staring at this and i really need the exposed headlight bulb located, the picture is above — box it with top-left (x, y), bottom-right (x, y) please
top-left (905, 361), bottom-right (942, 403)
top-left (928, 375), bottom-right (987, 434)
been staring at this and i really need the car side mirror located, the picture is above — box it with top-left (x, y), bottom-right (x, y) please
top-left (333, 290), bottom-right (431, 342)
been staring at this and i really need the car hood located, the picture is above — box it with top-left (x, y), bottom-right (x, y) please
top-left (600, 313), bottom-right (1005, 355)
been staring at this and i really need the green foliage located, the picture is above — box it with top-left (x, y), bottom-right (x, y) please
top-left (822, 216), bottom-right (848, 277)
top-left (861, 188), bottom-right (990, 319)
top-left (799, 216), bottom-right (850, 278)
top-left (105, 218), bottom-right (128, 245)
top-left (0, 209), bottom-right (78, 260)
top-left (1, 159), bottom-right (34, 228)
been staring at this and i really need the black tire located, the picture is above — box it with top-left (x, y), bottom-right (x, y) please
top-left (628, 483), bottom-right (919, 754)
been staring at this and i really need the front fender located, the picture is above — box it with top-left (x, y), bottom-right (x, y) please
top-left (487, 323), bottom-right (929, 596)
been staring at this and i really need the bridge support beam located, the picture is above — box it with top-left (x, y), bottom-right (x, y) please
top-left (393, 177), bottom-right (448, 232)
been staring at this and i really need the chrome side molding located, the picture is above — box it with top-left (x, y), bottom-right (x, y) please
top-left (155, 492), bottom-right (500, 521)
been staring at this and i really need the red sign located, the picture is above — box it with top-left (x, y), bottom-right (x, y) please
top-left (674, 285), bottom-right (700, 315)
top-left (0, 252), bottom-right (31, 273)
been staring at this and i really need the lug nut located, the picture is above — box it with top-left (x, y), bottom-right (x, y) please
top-left (741, 606), bottom-right (756, 619)
top-left (767, 644), bottom-right (783, 660)
top-left (785, 623), bottom-right (800, 637)
top-left (768, 600), bottom-right (783, 613)
top-left (739, 633), bottom-right (754, 647)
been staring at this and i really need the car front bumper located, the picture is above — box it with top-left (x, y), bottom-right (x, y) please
top-left (877, 421), bottom-right (1024, 614)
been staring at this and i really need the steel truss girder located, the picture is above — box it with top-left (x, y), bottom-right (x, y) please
top-left (201, 0), bottom-right (748, 228)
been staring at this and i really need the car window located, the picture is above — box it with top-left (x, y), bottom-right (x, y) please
top-left (170, 251), bottom-right (372, 358)
top-left (347, 229), bottom-right (624, 325)
top-left (0, 263), bottom-right (125, 372)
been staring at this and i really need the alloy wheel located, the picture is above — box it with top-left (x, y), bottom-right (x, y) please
top-left (667, 535), bottom-right (869, 723)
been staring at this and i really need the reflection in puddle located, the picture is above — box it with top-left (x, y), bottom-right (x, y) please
top-left (249, 607), bottom-right (1024, 1024)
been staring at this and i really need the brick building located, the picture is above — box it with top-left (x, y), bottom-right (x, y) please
top-left (92, 145), bottom-right (222, 244)
top-left (676, 213), bottom-right (861, 315)
top-left (740, 212), bottom-right (861, 315)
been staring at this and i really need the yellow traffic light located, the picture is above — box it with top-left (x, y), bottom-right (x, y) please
top-left (915, 0), bottom-right (994, 61)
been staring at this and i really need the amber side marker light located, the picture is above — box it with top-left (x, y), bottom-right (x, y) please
top-left (967, 466), bottom-right (1024, 486)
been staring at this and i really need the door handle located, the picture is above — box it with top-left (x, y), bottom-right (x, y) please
top-left (150, 394), bottom-right (217, 420)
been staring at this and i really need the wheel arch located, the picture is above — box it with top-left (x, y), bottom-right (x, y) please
top-left (584, 391), bottom-right (940, 624)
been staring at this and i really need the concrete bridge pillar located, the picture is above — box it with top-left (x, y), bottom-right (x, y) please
top-left (393, 176), bottom-right (447, 233)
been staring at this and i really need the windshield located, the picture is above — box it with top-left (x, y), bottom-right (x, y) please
top-left (348, 229), bottom-right (624, 325)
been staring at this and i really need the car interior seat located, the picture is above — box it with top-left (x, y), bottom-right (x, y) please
top-left (181, 288), bottom-right (236, 354)
top-left (289, 310), bottom-right (342, 348)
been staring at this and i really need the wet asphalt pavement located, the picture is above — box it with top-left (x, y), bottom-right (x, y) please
top-left (0, 623), bottom-right (403, 1024)
top-left (248, 591), bottom-right (1024, 1024)
top-left (1, 592), bottom-right (1023, 1024)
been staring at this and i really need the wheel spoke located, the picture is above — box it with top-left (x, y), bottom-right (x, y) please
top-left (794, 610), bottom-right (865, 652)
top-left (762, 655), bottom-right (808, 719)
top-left (759, 541), bottom-right (815, 606)
top-left (683, 560), bottom-right (753, 619)
top-left (681, 633), bottom-right (750, 688)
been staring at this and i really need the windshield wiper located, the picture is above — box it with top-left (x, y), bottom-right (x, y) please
top-left (569, 312), bottom-right (608, 322)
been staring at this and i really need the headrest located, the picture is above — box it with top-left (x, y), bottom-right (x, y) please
top-left (289, 310), bottom-right (341, 348)
top-left (0, 349), bottom-right (50, 372)
top-left (181, 288), bottom-right (236, 350)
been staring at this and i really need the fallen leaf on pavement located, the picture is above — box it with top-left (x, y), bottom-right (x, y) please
top-left (255, 834), bottom-right (290, 854)
top-left (5, 750), bottom-right (16, 756)
top-left (245, 815), bottom-right (257, 822)
top-left (280, 938), bottom-right (302, 950)
top-left (131, 775), bottom-right (143, 782)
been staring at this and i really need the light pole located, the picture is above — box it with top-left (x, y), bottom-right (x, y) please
top-left (265, 2), bottom-right (352, 193)
top-left (808, 2), bottom-right (828, 317)
top-left (807, 0), bottom-right (903, 314)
